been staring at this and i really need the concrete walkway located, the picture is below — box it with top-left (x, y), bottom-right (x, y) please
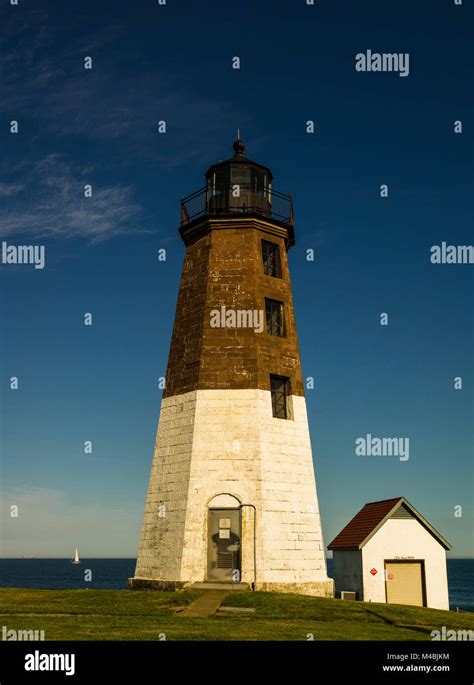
top-left (176, 590), bottom-right (229, 618)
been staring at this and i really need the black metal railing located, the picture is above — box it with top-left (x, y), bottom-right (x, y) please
top-left (180, 183), bottom-right (293, 226)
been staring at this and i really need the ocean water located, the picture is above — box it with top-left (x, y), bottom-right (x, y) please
top-left (0, 558), bottom-right (472, 612)
top-left (0, 559), bottom-right (136, 592)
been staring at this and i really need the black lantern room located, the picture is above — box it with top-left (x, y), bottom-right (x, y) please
top-left (205, 138), bottom-right (273, 217)
top-left (180, 139), bottom-right (294, 238)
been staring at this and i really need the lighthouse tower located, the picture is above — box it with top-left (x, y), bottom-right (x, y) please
top-left (130, 139), bottom-right (333, 596)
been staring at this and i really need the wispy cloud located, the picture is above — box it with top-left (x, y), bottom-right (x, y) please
top-left (0, 182), bottom-right (24, 197)
top-left (0, 155), bottom-right (143, 242)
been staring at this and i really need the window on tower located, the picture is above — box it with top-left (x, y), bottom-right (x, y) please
top-left (270, 375), bottom-right (290, 419)
top-left (262, 240), bottom-right (281, 278)
top-left (265, 299), bottom-right (285, 337)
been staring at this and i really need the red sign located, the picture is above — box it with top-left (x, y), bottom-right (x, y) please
top-left (388, 573), bottom-right (394, 580)
top-left (370, 568), bottom-right (377, 576)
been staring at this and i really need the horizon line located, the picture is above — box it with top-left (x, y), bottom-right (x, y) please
top-left (1, 556), bottom-right (473, 560)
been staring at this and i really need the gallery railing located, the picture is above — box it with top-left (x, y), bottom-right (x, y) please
top-left (180, 184), bottom-right (293, 226)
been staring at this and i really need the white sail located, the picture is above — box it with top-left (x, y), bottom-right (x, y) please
top-left (72, 548), bottom-right (80, 564)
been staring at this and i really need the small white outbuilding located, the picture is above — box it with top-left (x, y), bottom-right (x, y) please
top-left (328, 497), bottom-right (451, 610)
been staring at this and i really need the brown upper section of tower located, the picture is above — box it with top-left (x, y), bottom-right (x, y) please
top-left (164, 140), bottom-right (304, 399)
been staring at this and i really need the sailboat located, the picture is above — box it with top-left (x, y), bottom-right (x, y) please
top-left (71, 548), bottom-right (80, 565)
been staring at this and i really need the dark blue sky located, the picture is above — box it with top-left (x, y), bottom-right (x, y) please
top-left (1, 0), bottom-right (472, 557)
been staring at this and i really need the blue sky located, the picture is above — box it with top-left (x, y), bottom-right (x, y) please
top-left (1, 0), bottom-right (472, 558)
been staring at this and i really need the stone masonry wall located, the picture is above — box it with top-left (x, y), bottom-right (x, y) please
top-left (134, 388), bottom-right (332, 593)
top-left (164, 218), bottom-right (305, 398)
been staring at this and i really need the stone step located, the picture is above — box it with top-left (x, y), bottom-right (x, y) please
top-left (189, 582), bottom-right (250, 592)
top-left (217, 606), bottom-right (256, 614)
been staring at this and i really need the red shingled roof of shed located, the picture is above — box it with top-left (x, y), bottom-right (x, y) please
top-left (327, 497), bottom-right (403, 549)
top-left (327, 497), bottom-right (452, 550)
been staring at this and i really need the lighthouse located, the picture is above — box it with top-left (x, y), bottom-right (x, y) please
top-left (130, 139), bottom-right (333, 596)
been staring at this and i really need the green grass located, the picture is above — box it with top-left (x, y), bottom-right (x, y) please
top-left (1, 588), bottom-right (472, 641)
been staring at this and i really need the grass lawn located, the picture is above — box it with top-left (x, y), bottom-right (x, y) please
top-left (1, 588), bottom-right (473, 641)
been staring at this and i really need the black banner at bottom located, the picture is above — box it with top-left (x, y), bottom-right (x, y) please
top-left (0, 640), bottom-right (471, 683)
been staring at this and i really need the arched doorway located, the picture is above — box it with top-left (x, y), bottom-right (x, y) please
top-left (207, 494), bottom-right (241, 582)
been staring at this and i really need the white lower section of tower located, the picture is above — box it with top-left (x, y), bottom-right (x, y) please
top-left (132, 389), bottom-right (334, 596)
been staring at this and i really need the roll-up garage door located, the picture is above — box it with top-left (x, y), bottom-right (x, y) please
top-left (385, 561), bottom-right (424, 607)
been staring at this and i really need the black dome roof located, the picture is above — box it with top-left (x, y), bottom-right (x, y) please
top-left (205, 138), bottom-right (273, 181)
